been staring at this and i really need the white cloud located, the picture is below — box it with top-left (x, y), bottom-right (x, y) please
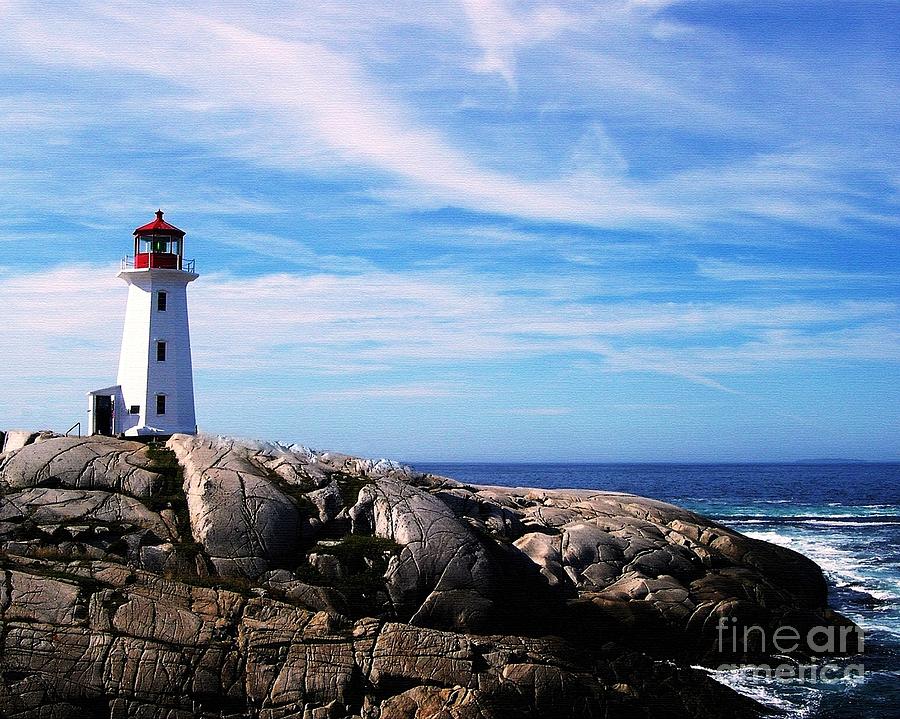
top-left (2, 264), bottom-right (897, 402)
top-left (598, 325), bottom-right (900, 379)
top-left (311, 383), bottom-right (464, 401)
top-left (696, 259), bottom-right (894, 284)
top-left (460, 0), bottom-right (520, 86)
top-left (0, 2), bottom-right (679, 227)
top-left (0, 3), bottom-right (894, 234)
top-left (505, 407), bottom-right (572, 415)
top-left (565, 123), bottom-right (630, 178)
top-left (459, 0), bottom-right (574, 88)
top-left (653, 147), bottom-right (900, 229)
top-left (194, 225), bottom-right (376, 273)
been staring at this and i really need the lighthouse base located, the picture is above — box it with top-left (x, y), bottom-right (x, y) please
top-left (124, 425), bottom-right (180, 438)
top-left (87, 385), bottom-right (197, 437)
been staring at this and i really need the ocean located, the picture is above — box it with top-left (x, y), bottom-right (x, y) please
top-left (415, 462), bottom-right (900, 719)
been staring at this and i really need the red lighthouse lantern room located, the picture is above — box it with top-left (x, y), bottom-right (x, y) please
top-left (131, 210), bottom-right (187, 270)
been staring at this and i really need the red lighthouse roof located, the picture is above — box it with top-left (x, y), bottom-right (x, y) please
top-left (133, 210), bottom-right (185, 237)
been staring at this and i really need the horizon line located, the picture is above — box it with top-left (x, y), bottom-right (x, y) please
top-left (405, 459), bottom-right (900, 466)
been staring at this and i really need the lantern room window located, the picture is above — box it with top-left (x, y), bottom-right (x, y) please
top-left (130, 212), bottom-right (189, 271)
top-left (138, 236), bottom-right (181, 254)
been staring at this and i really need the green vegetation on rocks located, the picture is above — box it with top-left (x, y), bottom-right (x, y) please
top-left (309, 534), bottom-right (401, 618)
top-left (144, 443), bottom-right (206, 566)
top-left (333, 473), bottom-right (371, 507)
top-left (144, 445), bottom-right (187, 516)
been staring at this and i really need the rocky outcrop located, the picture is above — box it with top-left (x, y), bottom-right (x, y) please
top-left (0, 429), bottom-right (58, 454)
top-left (423, 483), bottom-right (834, 658)
top-left (351, 478), bottom-right (562, 634)
top-left (0, 557), bottom-right (764, 719)
top-left (0, 435), bottom-right (164, 497)
top-left (168, 434), bottom-right (303, 577)
top-left (0, 431), bottom-right (859, 719)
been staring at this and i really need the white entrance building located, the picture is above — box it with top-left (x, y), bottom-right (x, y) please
top-left (88, 211), bottom-right (199, 437)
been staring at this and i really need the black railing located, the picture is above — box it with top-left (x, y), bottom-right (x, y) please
top-left (65, 422), bottom-right (81, 437)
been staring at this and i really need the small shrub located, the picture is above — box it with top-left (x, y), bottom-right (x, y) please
top-left (310, 533), bottom-right (401, 618)
top-left (144, 446), bottom-right (187, 513)
top-left (292, 563), bottom-right (325, 584)
top-left (317, 534), bottom-right (400, 567)
top-left (275, 480), bottom-right (318, 520)
top-left (144, 445), bottom-right (204, 557)
top-left (333, 474), bottom-right (371, 508)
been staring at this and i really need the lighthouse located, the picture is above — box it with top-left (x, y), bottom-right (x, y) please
top-left (87, 211), bottom-right (199, 437)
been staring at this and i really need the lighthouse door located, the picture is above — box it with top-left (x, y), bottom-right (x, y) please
top-left (94, 395), bottom-right (113, 436)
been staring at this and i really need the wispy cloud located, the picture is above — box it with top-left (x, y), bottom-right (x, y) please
top-left (0, 4), bottom-right (681, 227)
top-left (194, 225), bottom-right (376, 274)
top-left (5, 3), bottom-right (893, 232)
top-left (459, 0), bottom-right (574, 88)
top-left (0, 0), bottom-right (892, 236)
top-left (3, 264), bottom-right (897, 391)
top-left (311, 383), bottom-right (464, 401)
top-left (696, 259), bottom-right (895, 284)
top-left (505, 407), bottom-right (572, 416)
top-left (598, 325), bottom-right (900, 378)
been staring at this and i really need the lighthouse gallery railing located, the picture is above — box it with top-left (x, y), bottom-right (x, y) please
top-left (121, 255), bottom-right (196, 272)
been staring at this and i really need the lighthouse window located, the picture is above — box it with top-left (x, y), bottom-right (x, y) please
top-left (156, 341), bottom-right (167, 362)
top-left (156, 395), bottom-right (166, 415)
top-left (129, 405), bottom-right (140, 415)
top-left (157, 291), bottom-right (167, 312)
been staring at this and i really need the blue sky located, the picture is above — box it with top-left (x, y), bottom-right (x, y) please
top-left (1, 0), bottom-right (898, 461)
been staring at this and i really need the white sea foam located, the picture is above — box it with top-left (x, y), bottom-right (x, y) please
top-left (801, 520), bottom-right (900, 527)
top-left (699, 662), bottom-right (872, 717)
top-left (841, 585), bottom-right (899, 603)
top-left (788, 508), bottom-right (896, 517)
top-left (742, 530), bottom-right (899, 604)
top-left (844, 617), bottom-right (900, 638)
top-left (729, 519), bottom-right (900, 527)
top-left (696, 666), bottom-right (821, 717)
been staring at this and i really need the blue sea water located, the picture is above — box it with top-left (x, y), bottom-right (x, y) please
top-left (415, 463), bottom-right (900, 719)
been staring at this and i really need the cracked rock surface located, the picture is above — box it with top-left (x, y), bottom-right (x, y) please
top-left (0, 431), bottom-right (858, 719)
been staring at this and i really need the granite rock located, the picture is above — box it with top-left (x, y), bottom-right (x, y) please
top-left (0, 436), bottom-right (164, 497)
top-left (167, 434), bottom-right (301, 577)
top-left (0, 431), bottom-right (858, 719)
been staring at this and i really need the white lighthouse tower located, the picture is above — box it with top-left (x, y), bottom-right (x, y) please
top-left (88, 211), bottom-right (199, 437)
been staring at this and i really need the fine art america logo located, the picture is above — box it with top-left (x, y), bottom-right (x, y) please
top-left (715, 617), bottom-right (865, 682)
